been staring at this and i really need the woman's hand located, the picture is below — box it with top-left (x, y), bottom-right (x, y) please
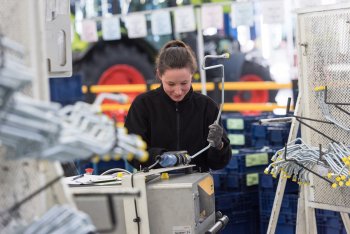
top-left (207, 123), bottom-right (224, 150)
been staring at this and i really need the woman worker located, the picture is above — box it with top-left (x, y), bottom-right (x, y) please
top-left (124, 40), bottom-right (231, 172)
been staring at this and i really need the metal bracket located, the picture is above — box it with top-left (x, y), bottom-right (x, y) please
top-left (299, 42), bottom-right (308, 56)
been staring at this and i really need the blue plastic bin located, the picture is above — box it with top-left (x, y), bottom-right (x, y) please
top-left (260, 212), bottom-right (296, 234)
top-left (49, 75), bottom-right (83, 105)
top-left (259, 191), bottom-right (298, 215)
top-left (215, 191), bottom-right (259, 212)
top-left (221, 210), bottom-right (260, 234)
top-left (259, 173), bottom-right (299, 193)
top-left (226, 149), bottom-right (272, 173)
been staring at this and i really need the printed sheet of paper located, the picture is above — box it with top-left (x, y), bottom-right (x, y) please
top-left (125, 14), bottom-right (148, 38)
top-left (231, 2), bottom-right (254, 27)
top-left (174, 6), bottom-right (196, 33)
top-left (201, 4), bottom-right (224, 30)
top-left (81, 19), bottom-right (98, 42)
top-left (102, 17), bottom-right (121, 40)
top-left (261, 1), bottom-right (285, 24)
top-left (151, 10), bottom-right (172, 36)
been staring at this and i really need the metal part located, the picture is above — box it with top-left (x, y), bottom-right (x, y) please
top-left (158, 150), bottom-right (191, 167)
top-left (299, 42), bottom-right (308, 56)
top-left (0, 86), bottom-right (148, 161)
top-left (205, 212), bottom-right (229, 234)
top-left (264, 138), bottom-right (350, 187)
top-left (266, 6), bottom-right (350, 234)
top-left (190, 54), bottom-right (229, 160)
top-left (145, 172), bottom-right (215, 234)
top-left (315, 86), bottom-right (350, 131)
top-left (202, 53), bottom-right (229, 125)
top-left (0, 2), bottom-right (77, 233)
top-left (70, 186), bottom-right (140, 197)
top-left (73, 166), bottom-right (216, 234)
top-left (259, 117), bottom-right (294, 125)
top-left (297, 4), bottom-right (350, 212)
top-left (45, 0), bottom-right (72, 77)
top-left (0, 35), bottom-right (147, 162)
top-left (23, 205), bottom-right (96, 234)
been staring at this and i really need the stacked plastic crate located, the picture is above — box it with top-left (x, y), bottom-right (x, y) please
top-left (258, 173), bottom-right (299, 234)
top-left (254, 119), bottom-right (346, 233)
top-left (258, 174), bottom-right (347, 234)
top-left (214, 113), bottom-right (281, 233)
top-left (250, 113), bottom-right (298, 234)
top-left (221, 114), bottom-right (269, 150)
top-left (315, 210), bottom-right (347, 234)
top-left (213, 158), bottom-right (261, 233)
top-left (216, 113), bottom-right (347, 233)
top-left (251, 122), bottom-right (290, 149)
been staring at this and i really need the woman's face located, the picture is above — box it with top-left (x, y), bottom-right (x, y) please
top-left (159, 68), bottom-right (192, 102)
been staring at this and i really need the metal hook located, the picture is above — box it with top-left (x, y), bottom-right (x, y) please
top-left (324, 86), bottom-right (350, 105)
top-left (299, 42), bottom-right (308, 56)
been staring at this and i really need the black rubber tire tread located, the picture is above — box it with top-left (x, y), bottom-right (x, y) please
top-left (240, 60), bottom-right (277, 102)
top-left (74, 42), bottom-right (155, 102)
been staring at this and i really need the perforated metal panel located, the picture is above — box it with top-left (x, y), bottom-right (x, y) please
top-left (297, 5), bottom-right (350, 211)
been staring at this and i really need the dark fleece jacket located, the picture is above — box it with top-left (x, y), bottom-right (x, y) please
top-left (124, 85), bottom-right (231, 172)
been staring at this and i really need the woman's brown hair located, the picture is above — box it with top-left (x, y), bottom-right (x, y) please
top-left (156, 40), bottom-right (197, 77)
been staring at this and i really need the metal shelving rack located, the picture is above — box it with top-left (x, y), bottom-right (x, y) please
top-left (268, 3), bottom-right (350, 234)
top-left (0, 1), bottom-right (74, 232)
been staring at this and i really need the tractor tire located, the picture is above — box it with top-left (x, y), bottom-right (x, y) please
top-left (235, 60), bottom-right (277, 103)
top-left (74, 42), bottom-right (156, 103)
